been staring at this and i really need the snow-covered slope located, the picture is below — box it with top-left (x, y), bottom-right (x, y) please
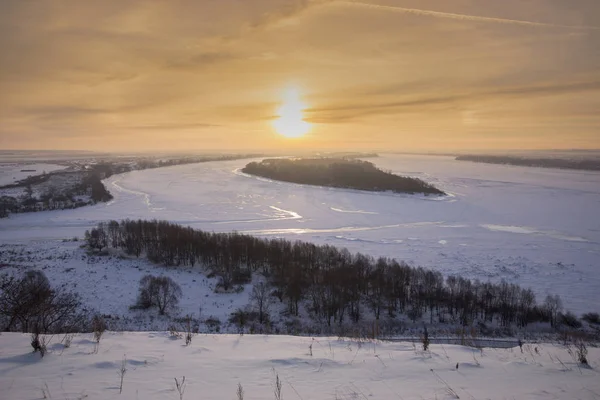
top-left (0, 241), bottom-right (256, 332)
top-left (1, 332), bottom-right (598, 400)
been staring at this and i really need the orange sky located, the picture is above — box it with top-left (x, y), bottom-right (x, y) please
top-left (1, 0), bottom-right (599, 152)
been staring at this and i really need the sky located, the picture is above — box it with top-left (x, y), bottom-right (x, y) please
top-left (1, 0), bottom-right (599, 152)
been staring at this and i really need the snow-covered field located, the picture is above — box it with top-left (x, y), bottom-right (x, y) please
top-left (1, 332), bottom-right (599, 400)
top-left (0, 154), bottom-right (599, 314)
top-left (0, 163), bottom-right (66, 186)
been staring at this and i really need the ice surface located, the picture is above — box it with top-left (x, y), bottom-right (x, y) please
top-left (1, 154), bottom-right (599, 313)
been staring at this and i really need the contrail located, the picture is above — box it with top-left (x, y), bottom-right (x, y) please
top-left (336, 0), bottom-right (600, 30)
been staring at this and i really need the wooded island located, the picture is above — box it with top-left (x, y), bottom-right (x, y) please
top-left (242, 158), bottom-right (445, 195)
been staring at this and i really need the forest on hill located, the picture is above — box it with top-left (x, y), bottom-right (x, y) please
top-left (83, 219), bottom-right (587, 334)
top-left (242, 158), bottom-right (445, 195)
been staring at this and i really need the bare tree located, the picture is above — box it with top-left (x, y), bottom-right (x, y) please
top-left (0, 270), bottom-right (85, 333)
top-left (544, 295), bottom-right (563, 328)
top-left (135, 275), bottom-right (182, 315)
top-left (85, 226), bottom-right (108, 251)
top-left (250, 282), bottom-right (271, 325)
top-left (1, 270), bottom-right (51, 331)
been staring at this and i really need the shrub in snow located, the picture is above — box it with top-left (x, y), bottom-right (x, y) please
top-left (575, 341), bottom-right (588, 365)
top-left (214, 279), bottom-right (244, 294)
top-left (233, 310), bottom-right (266, 332)
top-left (41, 382), bottom-right (51, 399)
top-left (174, 376), bottom-right (186, 400)
top-left (237, 383), bottom-right (244, 400)
top-left (582, 312), bottom-right (600, 325)
top-left (30, 325), bottom-right (51, 357)
top-left (233, 269), bottom-right (252, 285)
top-left (204, 317), bottom-right (221, 333)
top-left (62, 333), bottom-right (74, 348)
top-left (92, 315), bottom-right (107, 343)
top-left (118, 355), bottom-right (127, 394)
top-left (407, 306), bottom-right (423, 323)
top-left (273, 373), bottom-right (282, 400)
top-left (422, 326), bottom-right (430, 351)
top-left (559, 311), bottom-right (582, 329)
top-left (182, 315), bottom-right (194, 345)
top-left (133, 275), bottom-right (182, 315)
top-left (30, 331), bottom-right (43, 355)
top-left (168, 325), bottom-right (182, 339)
top-left (84, 226), bottom-right (108, 251)
top-left (229, 309), bottom-right (248, 333)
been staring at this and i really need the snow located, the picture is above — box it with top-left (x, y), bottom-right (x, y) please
top-left (1, 332), bottom-right (599, 399)
top-left (1, 155), bottom-right (599, 399)
top-left (0, 154), bottom-right (599, 314)
top-left (0, 241), bottom-right (255, 332)
top-left (0, 163), bottom-right (66, 186)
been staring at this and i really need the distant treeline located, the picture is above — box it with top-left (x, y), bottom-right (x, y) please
top-left (242, 158), bottom-right (445, 195)
top-left (87, 220), bottom-right (568, 331)
top-left (456, 155), bottom-right (600, 171)
top-left (316, 152), bottom-right (379, 159)
top-left (89, 153), bottom-right (265, 180)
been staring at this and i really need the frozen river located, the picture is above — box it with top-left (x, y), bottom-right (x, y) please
top-left (1, 154), bottom-right (599, 313)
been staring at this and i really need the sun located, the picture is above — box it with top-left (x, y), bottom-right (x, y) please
top-left (273, 87), bottom-right (311, 138)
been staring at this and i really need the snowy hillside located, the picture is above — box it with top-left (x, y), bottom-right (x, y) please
top-left (1, 332), bottom-right (598, 400)
top-left (0, 241), bottom-right (256, 333)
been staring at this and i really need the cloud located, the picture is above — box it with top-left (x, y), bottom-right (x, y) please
top-left (335, 1), bottom-right (600, 30)
top-left (213, 0), bottom-right (327, 43)
top-left (125, 122), bottom-right (221, 130)
top-left (165, 52), bottom-right (239, 70)
top-left (238, 0), bottom-right (600, 35)
top-left (242, 0), bottom-right (326, 30)
top-left (307, 80), bottom-right (600, 122)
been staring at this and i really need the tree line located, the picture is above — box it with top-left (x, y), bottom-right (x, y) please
top-left (86, 220), bottom-right (575, 332)
top-left (242, 158), bottom-right (445, 195)
top-left (456, 155), bottom-right (600, 171)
